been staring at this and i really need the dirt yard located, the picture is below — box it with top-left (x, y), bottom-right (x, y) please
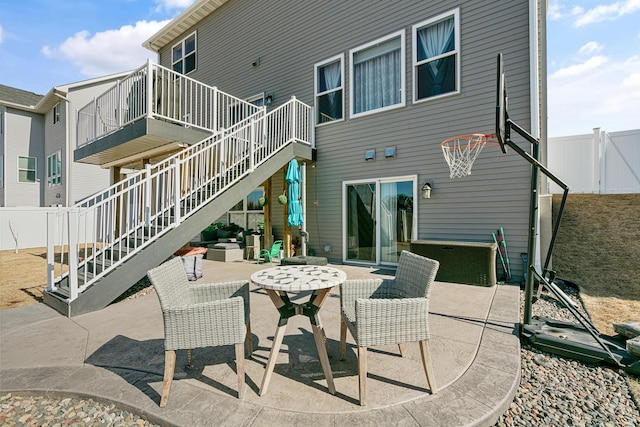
top-left (551, 194), bottom-right (640, 336)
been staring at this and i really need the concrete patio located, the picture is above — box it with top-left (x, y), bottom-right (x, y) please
top-left (0, 259), bottom-right (520, 426)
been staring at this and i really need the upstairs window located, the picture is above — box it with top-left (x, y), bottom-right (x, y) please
top-left (47, 150), bottom-right (62, 187)
top-left (18, 156), bottom-right (37, 183)
top-left (413, 9), bottom-right (460, 102)
top-left (315, 55), bottom-right (344, 125)
top-left (53, 103), bottom-right (61, 124)
top-left (350, 31), bottom-right (405, 118)
top-left (172, 32), bottom-right (197, 74)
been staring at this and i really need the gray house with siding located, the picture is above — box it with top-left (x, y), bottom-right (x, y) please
top-left (0, 74), bottom-right (130, 207)
top-left (44, 0), bottom-right (550, 315)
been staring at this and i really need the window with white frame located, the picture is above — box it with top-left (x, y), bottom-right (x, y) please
top-left (413, 9), bottom-right (460, 102)
top-left (315, 55), bottom-right (344, 124)
top-left (17, 156), bottom-right (37, 183)
top-left (53, 103), bottom-right (61, 124)
top-left (47, 150), bottom-right (62, 187)
top-left (172, 32), bottom-right (197, 74)
top-left (350, 31), bottom-right (405, 117)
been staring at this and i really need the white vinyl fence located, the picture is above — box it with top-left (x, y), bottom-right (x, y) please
top-left (0, 207), bottom-right (69, 251)
top-left (547, 128), bottom-right (640, 194)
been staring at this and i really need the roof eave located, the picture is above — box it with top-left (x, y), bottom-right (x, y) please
top-left (143, 0), bottom-right (229, 52)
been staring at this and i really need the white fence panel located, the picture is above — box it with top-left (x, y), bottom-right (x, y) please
top-left (1, 208), bottom-right (61, 251)
top-left (548, 128), bottom-right (640, 194)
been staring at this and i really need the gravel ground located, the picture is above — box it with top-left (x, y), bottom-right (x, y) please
top-left (495, 281), bottom-right (640, 427)
top-left (2, 282), bottom-right (639, 427)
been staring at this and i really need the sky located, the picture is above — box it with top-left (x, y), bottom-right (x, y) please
top-left (1, 0), bottom-right (639, 138)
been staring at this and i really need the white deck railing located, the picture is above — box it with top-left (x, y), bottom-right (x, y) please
top-left (77, 59), bottom-right (262, 147)
top-left (49, 97), bottom-right (312, 300)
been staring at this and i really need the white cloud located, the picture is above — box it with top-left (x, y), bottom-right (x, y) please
top-left (550, 55), bottom-right (608, 79)
top-left (548, 1), bottom-right (584, 19)
top-left (154, 0), bottom-right (195, 12)
top-left (0, 24), bottom-right (4, 45)
top-left (42, 20), bottom-right (170, 77)
top-left (548, 54), bottom-right (640, 136)
top-left (574, 0), bottom-right (640, 27)
top-left (578, 41), bottom-right (604, 55)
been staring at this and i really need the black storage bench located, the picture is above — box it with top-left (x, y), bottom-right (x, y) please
top-left (410, 240), bottom-right (497, 287)
top-left (281, 256), bottom-right (328, 266)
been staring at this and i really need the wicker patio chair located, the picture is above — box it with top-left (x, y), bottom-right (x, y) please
top-left (147, 257), bottom-right (252, 407)
top-left (339, 250), bottom-right (439, 405)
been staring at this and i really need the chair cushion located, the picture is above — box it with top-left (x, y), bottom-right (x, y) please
top-left (212, 243), bottom-right (241, 250)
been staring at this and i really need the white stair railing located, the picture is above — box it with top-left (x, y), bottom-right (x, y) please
top-left (47, 97), bottom-right (312, 300)
top-left (77, 60), bottom-right (263, 148)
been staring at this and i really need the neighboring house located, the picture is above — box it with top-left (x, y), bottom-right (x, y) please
top-left (45, 0), bottom-right (549, 315)
top-left (0, 73), bottom-right (131, 208)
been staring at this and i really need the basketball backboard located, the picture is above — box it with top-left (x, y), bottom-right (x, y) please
top-left (496, 53), bottom-right (508, 154)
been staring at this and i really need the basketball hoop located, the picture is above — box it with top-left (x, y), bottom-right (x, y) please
top-left (440, 133), bottom-right (499, 179)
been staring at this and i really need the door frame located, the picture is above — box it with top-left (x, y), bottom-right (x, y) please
top-left (342, 174), bottom-right (418, 266)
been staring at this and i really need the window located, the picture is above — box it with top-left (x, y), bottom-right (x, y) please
top-left (53, 103), bottom-right (61, 124)
top-left (350, 31), bottom-right (405, 117)
top-left (246, 93), bottom-right (266, 107)
top-left (228, 189), bottom-right (265, 231)
top-left (413, 9), bottom-right (460, 102)
top-left (17, 156), bottom-right (37, 183)
top-left (315, 55), bottom-right (344, 124)
top-left (47, 150), bottom-right (62, 187)
top-left (172, 32), bottom-right (197, 74)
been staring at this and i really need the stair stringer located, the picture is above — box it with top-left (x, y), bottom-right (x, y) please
top-left (51, 141), bottom-right (314, 317)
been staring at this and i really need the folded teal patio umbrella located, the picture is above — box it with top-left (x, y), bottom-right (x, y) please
top-left (286, 159), bottom-right (303, 227)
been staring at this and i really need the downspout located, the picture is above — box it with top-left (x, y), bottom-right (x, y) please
top-left (529, 0), bottom-right (544, 271)
top-left (54, 90), bottom-right (71, 206)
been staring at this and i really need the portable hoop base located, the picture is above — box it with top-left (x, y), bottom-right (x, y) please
top-left (440, 133), bottom-right (499, 179)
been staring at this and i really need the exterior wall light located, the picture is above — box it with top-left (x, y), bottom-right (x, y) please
top-left (422, 182), bottom-right (432, 199)
top-left (265, 94), bottom-right (273, 106)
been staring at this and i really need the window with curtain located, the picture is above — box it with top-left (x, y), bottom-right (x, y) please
top-left (172, 32), bottom-right (197, 74)
top-left (47, 150), bottom-right (62, 187)
top-left (350, 31), bottom-right (405, 117)
top-left (315, 55), bottom-right (344, 124)
top-left (413, 9), bottom-right (459, 101)
top-left (18, 156), bottom-right (37, 183)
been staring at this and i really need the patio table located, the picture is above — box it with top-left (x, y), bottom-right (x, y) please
top-left (250, 265), bottom-right (347, 396)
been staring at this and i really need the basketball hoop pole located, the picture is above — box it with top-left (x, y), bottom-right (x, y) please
top-left (501, 118), bottom-right (570, 325)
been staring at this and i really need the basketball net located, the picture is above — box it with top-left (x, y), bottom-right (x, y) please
top-left (440, 133), bottom-right (498, 179)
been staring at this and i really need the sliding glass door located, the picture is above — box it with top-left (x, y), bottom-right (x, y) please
top-left (344, 176), bottom-right (416, 265)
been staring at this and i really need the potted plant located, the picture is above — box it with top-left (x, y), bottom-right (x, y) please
top-left (258, 196), bottom-right (268, 207)
top-left (278, 193), bottom-right (287, 205)
top-left (201, 222), bottom-right (223, 241)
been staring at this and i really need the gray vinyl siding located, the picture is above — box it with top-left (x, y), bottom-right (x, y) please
top-left (44, 102), bottom-right (66, 206)
top-left (4, 108), bottom-right (44, 206)
top-left (157, 0), bottom-right (539, 278)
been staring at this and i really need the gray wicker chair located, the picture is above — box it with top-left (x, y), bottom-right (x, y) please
top-left (339, 250), bottom-right (439, 405)
top-left (147, 257), bottom-right (251, 407)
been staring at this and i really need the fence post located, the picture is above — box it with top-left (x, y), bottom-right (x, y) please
top-left (249, 117), bottom-right (256, 172)
top-left (310, 106), bottom-right (316, 149)
top-left (144, 164), bottom-right (152, 226)
top-left (46, 212), bottom-right (57, 292)
top-left (173, 158), bottom-right (181, 226)
top-left (291, 96), bottom-right (297, 141)
top-left (212, 87), bottom-right (218, 134)
top-left (146, 58), bottom-right (154, 118)
top-left (92, 97), bottom-right (98, 143)
top-left (116, 79), bottom-right (122, 127)
top-left (68, 210), bottom-right (79, 301)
